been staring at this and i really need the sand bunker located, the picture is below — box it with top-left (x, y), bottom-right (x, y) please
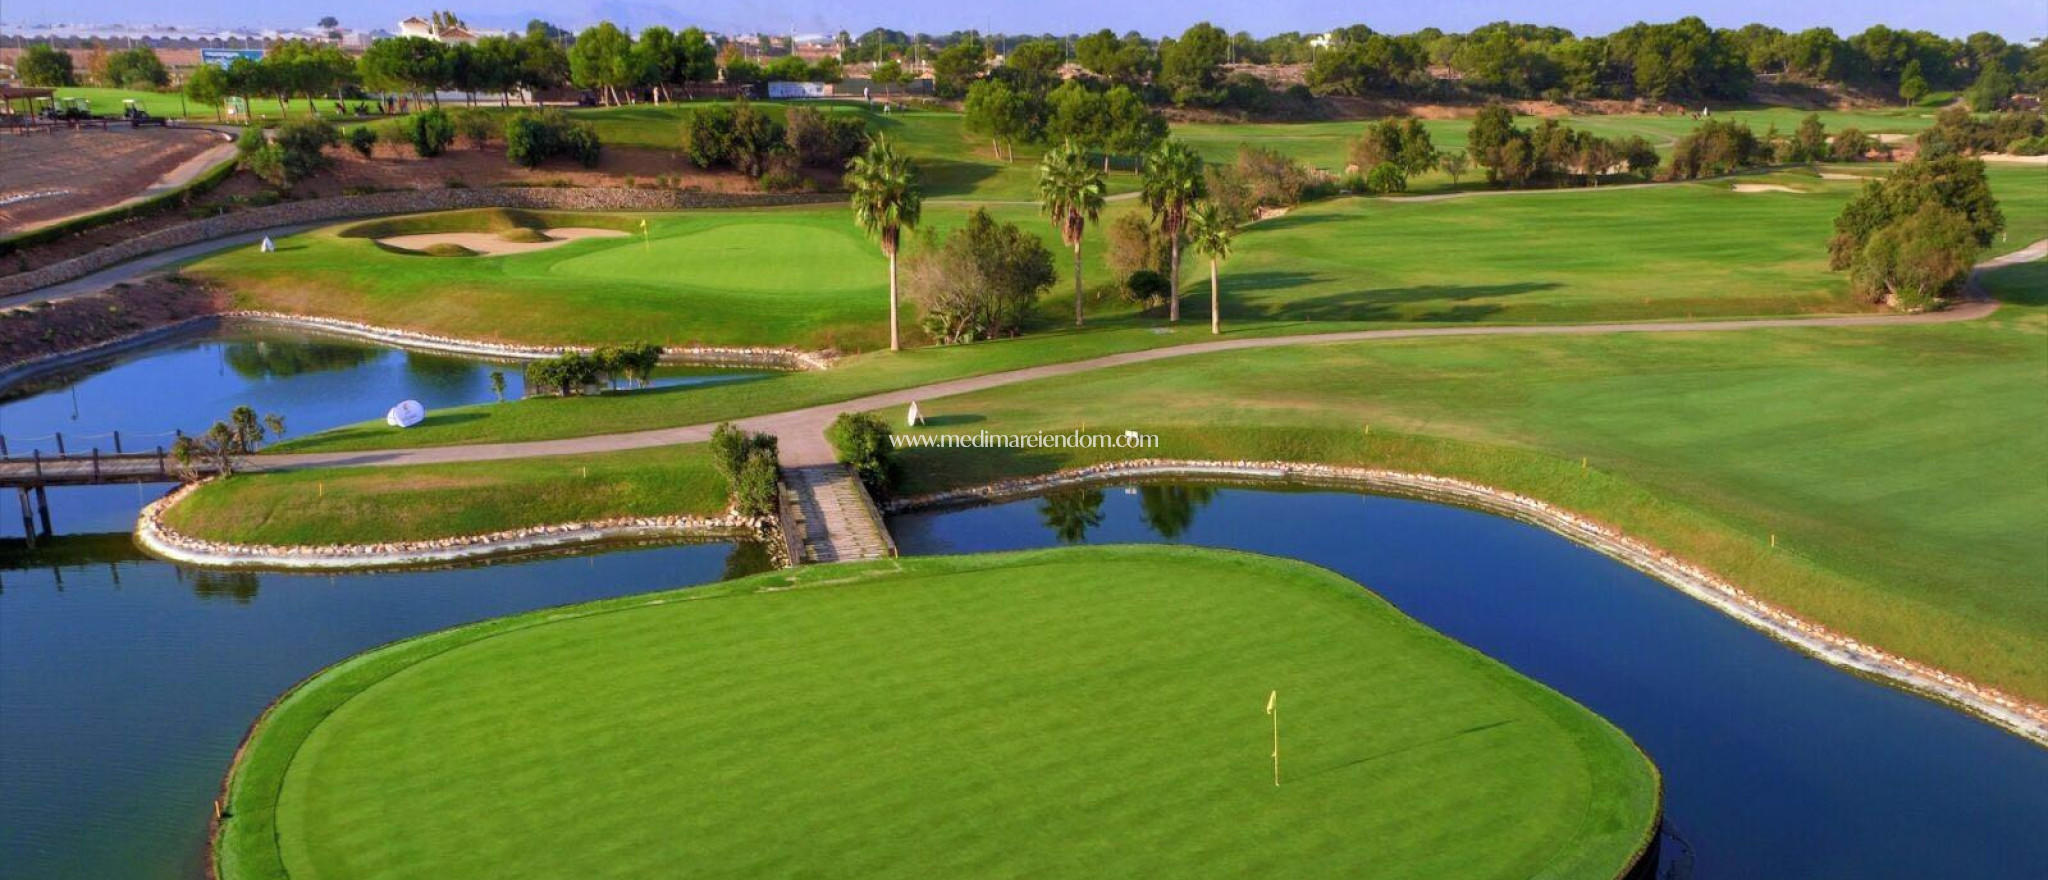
top-left (1817, 172), bottom-right (1872, 180)
top-left (378, 227), bottom-right (629, 256)
top-left (1732, 183), bottom-right (1805, 193)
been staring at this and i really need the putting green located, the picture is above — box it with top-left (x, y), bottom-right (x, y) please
top-left (217, 547), bottom-right (1658, 880)
top-left (549, 215), bottom-right (881, 296)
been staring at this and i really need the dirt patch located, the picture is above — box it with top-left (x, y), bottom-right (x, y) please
top-left (0, 276), bottom-right (224, 370)
top-left (1732, 183), bottom-right (1805, 193)
top-left (1980, 153), bottom-right (2048, 165)
top-left (303, 143), bottom-right (765, 197)
top-left (0, 126), bottom-right (228, 234)
top-left (377, 227), bottom-right (629, 256)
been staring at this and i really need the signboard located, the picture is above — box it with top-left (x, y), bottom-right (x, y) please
top-left (200, 49), bottom-right (265, 70)
top-left (766, 81), bottom-right (831, 99)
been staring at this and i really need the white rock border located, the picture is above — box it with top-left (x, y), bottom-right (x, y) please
top-left (220, 311), bottom-right (837, 371)
top-left (137, 480), bottom-right (778, 571)
top-left (887, 459), bottom-right (2048, 747)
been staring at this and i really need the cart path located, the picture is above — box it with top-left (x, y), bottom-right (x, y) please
top-left (245, 239), bottom-right (2041, 472)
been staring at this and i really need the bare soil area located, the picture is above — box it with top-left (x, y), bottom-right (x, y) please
top-left (0, 275), bottom-right (224, 369)
top-left (0, 126), bottom-right (229, 234)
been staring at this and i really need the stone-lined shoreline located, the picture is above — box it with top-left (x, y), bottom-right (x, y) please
top-left (886, 459), bottom-right (2048, 747)
top-left (0, 311), bottom-right (834, 394)
top-left (137, 480), bottom-right (780, 571)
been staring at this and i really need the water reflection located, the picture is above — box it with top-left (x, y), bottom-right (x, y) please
top-left (1137, 484), bottom-right (1214, 538)
top-left (0, 533), bottom-right (765, 880)
top-left (221, 338), bottom-right (378, 380)
top-left (1037, 488), bottom-right (1105, 543)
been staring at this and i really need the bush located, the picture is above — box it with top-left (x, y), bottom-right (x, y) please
top-left (522, 352), bottom-right (600, 396)
top-left (505, 108), bottom-right (602, 169)
top-left (786, 107), bottom-right (869, 168)
top-left (733, 449), bottom-right (780, 518)
top-left (450, 108), bottom-right (496, 150)
top-left (1668, 120), bottom-right (1766, 180)
top-left (1124, 269), bottom-right (1171, 306)
top-left (826, 412), bottom-right (894, 493)
top-left (711, 422), bottom-right (781, 516)
top-left (757, 152), bottom-right (807, 192)
top-left (906, 209), bottom-right (1057, 344)
top-left (238, 118), bottom-right (337, 188)
top-left (681, 100), bottom-right (785, 176)
top-left (681, 104), bottom-right (736, 168)
top-left (1365, 162), bottom-right (1408, 194)
top-left (401, 109), bottom-right (456, 158)
top-left (346, 126), bottom-right (377, 158)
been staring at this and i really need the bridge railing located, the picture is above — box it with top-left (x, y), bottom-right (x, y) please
top-left (0, 430), bottom-right (184, 460)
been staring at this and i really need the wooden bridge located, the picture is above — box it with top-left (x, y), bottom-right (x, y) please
top-left (1, 447), bottom-right (196, 546)
top-left (780, 465), bottom-right (897, 564)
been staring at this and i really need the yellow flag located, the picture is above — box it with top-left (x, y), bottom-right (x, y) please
top-left (1266, 690), bottom-right (1277, 715)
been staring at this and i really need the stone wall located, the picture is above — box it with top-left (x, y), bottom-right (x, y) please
top-left (0, 187), bottom-right (844, 298)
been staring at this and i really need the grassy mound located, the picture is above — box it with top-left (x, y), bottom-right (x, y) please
top-left (419, 242), bottom-right (477, 257)
top-left (337, 208), bottom-right (640, 240)
top-left (496, 227), bottom-right (554, 243)
top-left (160, 447), bottom-right (728, 546)
top-left (214, 546), bottom-right (1658, 880)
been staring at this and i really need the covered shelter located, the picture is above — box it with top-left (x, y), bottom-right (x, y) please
top-left (1, 86), bottom-right (56, 116)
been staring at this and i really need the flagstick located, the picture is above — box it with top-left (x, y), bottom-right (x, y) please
top-left (1267, 689), bottom-right (1281, 787)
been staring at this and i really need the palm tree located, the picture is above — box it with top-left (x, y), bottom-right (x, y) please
top-left (1186, 200), bottom-right (1239, 336)
top-left (846, 136), bottom-right (923, 351)
top-left (1140, 139), bottom-right (1207, 322)
top-left (1037, 139), bottom-right (1108, 327)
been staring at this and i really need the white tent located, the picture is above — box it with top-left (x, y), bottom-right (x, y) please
top-left (386, 400), bottom-right (426, 428)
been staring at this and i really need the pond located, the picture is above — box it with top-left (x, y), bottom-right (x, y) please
top-left (0, 533), bottom-right (773, 880)
top-left (890, 484), bottom-right (2048, 879)
top-left (0, 324), bottom-right (761, 458)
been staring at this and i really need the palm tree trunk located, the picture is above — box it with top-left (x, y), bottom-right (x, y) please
top-left (1073, 239), bottom-right (1085, 326)
top-left (888, 250), bottom-right (901, 351)
top-left (1209, 258), bottom-right (1220, 335)
top-left (1168, 233), bottom-right (1182, 322)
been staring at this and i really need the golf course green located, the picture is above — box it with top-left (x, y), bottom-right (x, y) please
top-left (214, 546), bottom-right (1658, 880)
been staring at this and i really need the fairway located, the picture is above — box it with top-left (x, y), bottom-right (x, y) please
top-left (217, 547), bottom-right (1657, 880)
top-left (882, 260), bottom-right (2048, 705)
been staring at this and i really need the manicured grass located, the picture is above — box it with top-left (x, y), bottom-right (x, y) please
top-left (187, 202), bottom-right (1141, 352)
top-left (216, 546), bottom-right (1658, 880)
top-left (161, 447), bottom-right (727, 545)
top-left (879, 259), bottom-right (2048, 704)
top-left (45, 85), bottom-right (353, 122)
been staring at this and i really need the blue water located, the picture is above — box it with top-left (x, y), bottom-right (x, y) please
top-left (891, 484), bottom-right (2048, 879)
top-left (0, 325), bottom-right (759, 458)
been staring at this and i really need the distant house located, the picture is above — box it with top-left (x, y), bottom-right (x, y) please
top-left (396, 17), bottom-right (486, 45)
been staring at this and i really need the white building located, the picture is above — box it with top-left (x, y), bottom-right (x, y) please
top-left (396, 17), bottom-right (487, 45)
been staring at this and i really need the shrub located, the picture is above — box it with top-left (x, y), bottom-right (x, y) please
top-left (1365, 162), bottom-right (1408, 194)
top-left (401, 109), bottom-right (456, 158)
top-left (1124, 269), bottom-right (1171, 306)
top-left (733, 449), bottom-right (780, 518)
top-left (711, 422), bottom-right (781, 515)
top-left (505, 108), bottom-right (602, 168)
top-left (1668, 120), bottom-right (1766, 180)
top-left (786, 107), bottom-right (870, 168)
top-left (681, 99), bottom-right (785, 176)
top-left (906, 209), bottom-right (1056, 344)
top-left (681, 104), bottom-right (736, 168)
top-left (826, 411), bottom-right (894, 493)
top-left (450, 108), bottom-right (496, 150)
top-left (522, 352), bottom-right (600, 396)
top-left (346, 125), bottom-right (377, 158)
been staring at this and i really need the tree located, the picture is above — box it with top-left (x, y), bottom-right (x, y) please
top-left (1075, 30), bottom-right (1155, 86)
top-left (906, 209), bottom-right (1056, 343)
top-left (1037, 140), bottom-right (1108, 326)
top-left (358, 37), bottom-right (447, 100)
top-left (1898, 59), bottom-right (1930, 103)
top-left (1141, 140), bottom-right (1208, 321)
top-left (103, 47), bottom-right (169, 88)
top-left (787, 107), bottom-right (869, 168)
top-left (1186, 199), bottom-right (1239, 335)
top-left (400, 108), bottom-right (455, 157)
top-left (1829, 156), bottom-right (2002, 271)
top-left (1440, 152), bottom-right (1469, 185)
top-left (1044, 80), bottom-right (1108, 159)
top-left (1850, 203), bottom-right (1978, 309)
top-left (18, 44), bottom-right (75, 86)
top-left (846, 137), bottom-right (924, 351)
top-left (963, 78), bottom-right (1035, 161)
top-left (1160, 22), bottom-right (1229, 104)
top-left (1964, 67), bottom-right (2017, 112)
top-left (569, 22), bottom-right (639, 105)
top-left (931, 34), bottom-right (987, 98)
top-left (1102, 86), bottom-right (1166, 170)
top-left (1006, 40), bottom-right (1065, 78)
top-left (184, 64), bottom-right (231, 122)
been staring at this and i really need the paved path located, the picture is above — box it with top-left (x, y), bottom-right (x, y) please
top-left (783, 464), bottom-right (895, 562)
top-left (8, 242), bottom-right (2037, 482)
top-left (1, 222), bottom-right (323, 308)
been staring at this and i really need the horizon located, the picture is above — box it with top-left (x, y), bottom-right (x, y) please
top-left (1, 0), bottom-right (2042, 42)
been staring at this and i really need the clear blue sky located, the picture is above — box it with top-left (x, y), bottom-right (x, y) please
top-left (7, 0), bottom-right (2043, 41)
